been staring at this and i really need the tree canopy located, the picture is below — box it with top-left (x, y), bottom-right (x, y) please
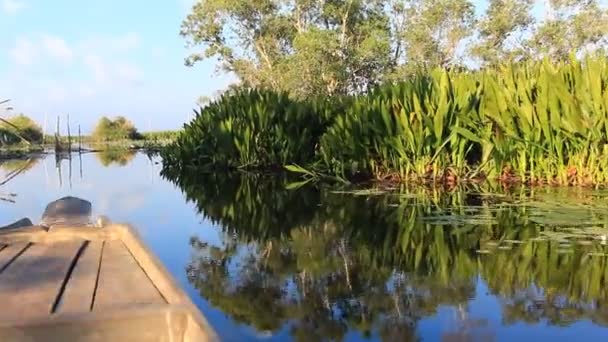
top-left (182, 0), bottom-right (608, 97)
top-left (92, 116), bottom-right (140, 141)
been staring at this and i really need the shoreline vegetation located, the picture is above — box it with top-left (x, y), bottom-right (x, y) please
top-left (0, 132), bottom-right (178, 160)
top-left (162, 56), bottom-right (608, 188)
top-left (0, 102), bottom-right (179, 159)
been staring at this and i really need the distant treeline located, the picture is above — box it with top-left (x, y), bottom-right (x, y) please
top-left (162, 56), bottom-right (608, 186)
top-left (0, 107), bottom-right (179, 149)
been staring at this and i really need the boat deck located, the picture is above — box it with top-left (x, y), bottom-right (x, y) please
top-left (0, 224), bottom-right (216, 342)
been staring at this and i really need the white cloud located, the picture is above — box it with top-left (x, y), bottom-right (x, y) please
top-left (42, 35), bottom-right (74, 63)
top-left (1, 0), bottom-right (25, 15)
top-left (9, 37), bottom-right (36, 65)
top-left (9, 34), bottom-right (73, 66)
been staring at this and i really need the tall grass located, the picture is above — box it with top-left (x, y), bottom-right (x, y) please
top-left (163, 55), bottom-right (608, 186)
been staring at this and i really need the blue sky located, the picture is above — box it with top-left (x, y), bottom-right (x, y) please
top-left (0, 0), bottom-right (235, 133)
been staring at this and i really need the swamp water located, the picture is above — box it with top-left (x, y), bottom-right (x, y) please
top-left (1, 152), bottom-right (608, 341)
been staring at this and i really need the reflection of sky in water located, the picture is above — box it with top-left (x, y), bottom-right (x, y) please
top-left (1, 153), bottom-right (608, 341)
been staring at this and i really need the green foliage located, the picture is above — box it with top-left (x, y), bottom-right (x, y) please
top-left (162, 89), bottom-right (341, 170)
top-left (0, 114), bottom-right (43, 145)
top-left (321, 55), bottom-right (608, 185)
top-left (182, 0), bottom-right (397, 97)
top-left (165, 56), bottom-right (608, 185)
top-left (528, 0), bottom-right (608, 61)
top-left (319, 69), bottom-right (479, 181)
top-left (140, 130), bottom-right (181, 142)
top-left (394, 0), bottom-right (476, 72)
top-left (182, 0), bottom-right (607, 91)
top-left (92, 116), bottom-right (141, 141)
top-left (471, 0), bottom-right (534, 65)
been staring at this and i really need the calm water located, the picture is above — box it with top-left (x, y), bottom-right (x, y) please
top-left (2, 152), bottom-right (608, 341)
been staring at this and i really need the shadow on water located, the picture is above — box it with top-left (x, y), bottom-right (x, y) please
top-left (163, 169), bottom-right (608, 340)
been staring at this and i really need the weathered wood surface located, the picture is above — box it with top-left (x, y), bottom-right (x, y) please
top-left (57, 241), bottom-right (102, 314)
top-left (0, 224), bottom-right (217, 342)
top-left (94, 240), bottom-right (164, 310)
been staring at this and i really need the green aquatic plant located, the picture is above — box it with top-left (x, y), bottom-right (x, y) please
top-left (163, 55), bottom-right (608, 185)
top-left (320, 55), bottom-right (608, 185)
top-left (319, 70), bottom-right (480, 182)
top-left (162, 89), bottom-right (341, 171)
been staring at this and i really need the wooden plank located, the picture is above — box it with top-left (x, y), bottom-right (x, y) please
top-left (0, 226), bottom-right (118, 245)
top-left (93, 240), bottom-right (164, 310)
top-left (55, 241), bottom-right (103, 315)
top-left (0, 305), bottom-right (188, 342)
top-left (0, 243), bottom-right (29, 272)
top-left (114, 224), bottom-right (218, 341)
top-left (0, 241), bottom-right (83, 321)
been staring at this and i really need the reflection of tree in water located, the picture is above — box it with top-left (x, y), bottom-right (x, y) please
top-left (95, 148), bottom-right (136, 167)
top-left (164, 169), bottom-right (608, 340)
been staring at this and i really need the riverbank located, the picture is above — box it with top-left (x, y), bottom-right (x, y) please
top-left (0, 131), bottom-right (177, 160)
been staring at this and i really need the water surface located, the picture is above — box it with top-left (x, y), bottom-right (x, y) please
top-left (1, 152), bottom-right (608, 341)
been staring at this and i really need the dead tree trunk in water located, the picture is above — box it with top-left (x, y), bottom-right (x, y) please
top-left (78, 125), bottom-right (82, 153)
top-left (66, 114), bottom-right (72, 154)
top-left (55, 116), bottom-right (61, 153)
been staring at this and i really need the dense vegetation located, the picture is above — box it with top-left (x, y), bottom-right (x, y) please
top-left (161, 90), bottom-right (341, 170)
top-left (162, 170), bottom-right (608, 339)
top-left (163, 55), bottom-right (608, 186)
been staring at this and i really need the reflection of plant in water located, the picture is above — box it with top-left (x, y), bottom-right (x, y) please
top-left (481, 241), bottom-right (608, 326)
top-left (165, 170), bottom-right (608, 339)
top-left (0, 158), bottom-right (39, 202)
top-left (0, 158), bottom-right (39, 175)
top-left (95, 148), bottom-right (136, 167)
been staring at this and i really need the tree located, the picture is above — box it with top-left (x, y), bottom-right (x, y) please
top-left (471, 0), bottom-right (534, 66)
top-left (385, 0), bottom-right (476, 76)
top-left (92, 116), bottom-right (140, 141)
top-left (528, 0), bottom-right (608, 60)
top-left (181, 0), bottom-right (393, 97)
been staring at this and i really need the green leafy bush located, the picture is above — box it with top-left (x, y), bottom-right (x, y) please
top-left (92, 116), bottom-right (141, 141)
top-left (162, 89), bottom-right (339, 171)
top-left (319, 70), bottom-right (480, 181)
top-left (320, 55), bottom-right (608, 185)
